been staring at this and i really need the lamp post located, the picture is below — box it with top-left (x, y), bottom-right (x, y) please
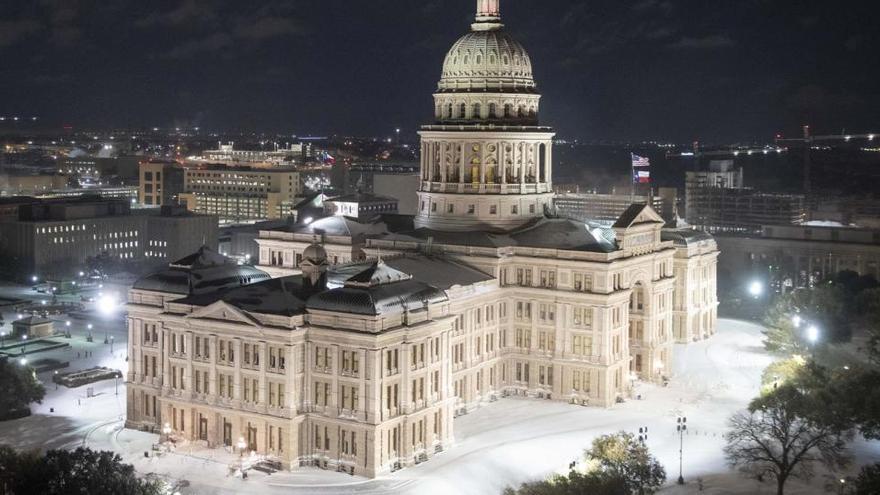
top-left (676, 416), bottom-right (687, 485)
top-left (110, 335), bottom-right (115, 353)
top-left (21, 334), bottom-right (28, 353)
top-left (162, 422), bottom-right (172, 444)
top-left (237, 436), bottom-right (248, 474)
top-left (0, 331), bottom-right (6, 348)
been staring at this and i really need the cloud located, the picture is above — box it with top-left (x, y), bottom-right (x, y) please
top-left (669, 34), bottom-right (736, 50)
top-left (135, 0), bottom-right (217, 28)
top-left (233, 16), bottom-right (305, 40)
top-left (0, 20), bottom-right (43, 48)
top-left (164, 33), bottom-right (233, 59)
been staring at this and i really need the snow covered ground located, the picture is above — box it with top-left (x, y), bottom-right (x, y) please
top-left (2, 318), bottom-right (878, 494)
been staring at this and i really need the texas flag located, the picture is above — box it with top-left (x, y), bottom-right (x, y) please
top-left (631, 153), bottom-right (651, 183)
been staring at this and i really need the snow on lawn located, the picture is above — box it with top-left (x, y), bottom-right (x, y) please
top-left (3, 318), bottom-right (877, 495)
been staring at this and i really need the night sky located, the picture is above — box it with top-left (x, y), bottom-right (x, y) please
top-left (0, 0), bottom-right (877, 142)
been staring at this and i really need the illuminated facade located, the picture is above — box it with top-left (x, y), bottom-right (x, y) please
top-left (126, 0), bottom-right (719, 479)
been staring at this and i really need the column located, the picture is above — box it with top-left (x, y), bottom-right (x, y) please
top-left (479, 142), bottom-right (486, 190)
top-left (546, 142), bottom-right (553, 188)
top-left (259, 342), bottom-right (268, 413)
top-left (518, 143), bottom-right (525, 192)
top-left (440, 142), bottom-right (448, 184)
top-left (501, 141), bottom-right (507, 187)
top-left (459, 142), bottom-right (466, 192)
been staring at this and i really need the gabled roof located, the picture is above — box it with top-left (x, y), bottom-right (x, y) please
top-left (612, 203), bottom-right (665, 229)
top-left (344, 261), bottom-right (412, 288)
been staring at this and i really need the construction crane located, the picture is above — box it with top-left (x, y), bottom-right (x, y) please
top-left (775, 125), bottom-right (878, 194)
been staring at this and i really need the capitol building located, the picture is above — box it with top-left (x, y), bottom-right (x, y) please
top-left (125, 0), bottom-right (719, 478)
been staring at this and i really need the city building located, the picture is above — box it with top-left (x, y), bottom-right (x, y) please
top-left (139, 160), bottom-right (185, 207)
top-left (199, 142), bottom-right (312, 166)
top-left (179, 166), bottom-right (303, 224)
top-left (373, 174), bottom-right (420, 216)
top-left (126, 0), bottom-right (718, 479)
top-left (555, 189), bottom-right (677, 226)
top-left (685, 161), bottom-right (805, 234)
top-left (715, 224), bottom-right (880, 293)
top-left (0, 198), bottom-right (218, 279)
top-left (0, 173), bottom-right (69, 196)
top-left (323, 193), bottom-right (399, 219)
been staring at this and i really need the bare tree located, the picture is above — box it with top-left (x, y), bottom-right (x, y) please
top-left (724, 386), bottom-right (852, 495)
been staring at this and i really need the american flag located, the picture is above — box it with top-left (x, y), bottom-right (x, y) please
top-left (631, 153), bottom-right (650, 168)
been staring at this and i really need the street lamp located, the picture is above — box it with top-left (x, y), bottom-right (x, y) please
top-left (162, 422), bottom-right (172, 443)
top-left (748, 281), bottom-right (763, 298)
top-left (0, 331), bottom-right (6, 348)
top-left (791, 315), bottom-right (802, 328)
top-left (676, 416), bottom-right (687, 485)
top-left (19, 357), bottom-right (27, 366)
top-left (110, 335), bottom-right (115, 353)
top-left (806, 325), bottom-right (819, 344)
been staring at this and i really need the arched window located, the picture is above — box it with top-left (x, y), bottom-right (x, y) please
top-left (473, 103), bottom-right (481, 118)
top-left (518, 106), bottom-right (525, 118)
top-left (504, 104), bottom-right (512, 118)
top-left (447, 104), bottom-right (453, 119)
top-left (459, 103), bottom-right (467, 119)
top-left (476, 54), bottom-right (482, 64)
top-left (488, 103), bottom-right (497, 118)
top-left (528, 107), bottom-right (537, 119)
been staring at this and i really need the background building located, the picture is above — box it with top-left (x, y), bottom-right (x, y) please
top-left (0, 198), bottom-right (217, 279)
top-left (179, 166), bottom-right (303, 224)
top-left (555, 188), bottom-right (677, 226)
top-left (139, 160), bottom-right (185, 207)
top-left (715, 224), bottom-right (880, 294)
top-left (323, 193), bottom-right (399, 219)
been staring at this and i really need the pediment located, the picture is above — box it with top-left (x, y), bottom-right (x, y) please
top-left (186, 300), bottom-right (259, 327)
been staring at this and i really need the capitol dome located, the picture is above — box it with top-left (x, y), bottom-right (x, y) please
top-left (438, 30), bottom-right (536, 94)
top-left (431, 0), bottom-right (542, 124)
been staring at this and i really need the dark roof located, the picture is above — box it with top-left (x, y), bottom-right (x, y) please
top-left (326, 192), bottom-right (398, 204)
top-left (307, 279), bottom-right (447, 317)
top-left (167, 255), bottom-right (478, 320)
top-left (344, 261), bottom-right (412, 287)
top-left (661, 228), bottom-right (714, 247)
top-left (133, 246), bottom-right (271, 295)
top-left (372, 217), bottom-right (616, 253)
top-left (175, 276), bottom-right (309, 317)
top-left (383, 256), bottom-right (493, 290)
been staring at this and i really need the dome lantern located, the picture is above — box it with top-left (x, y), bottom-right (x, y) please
top-left (473, 0), bottom-right (503, 31)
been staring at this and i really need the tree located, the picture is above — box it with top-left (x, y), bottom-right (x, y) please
top-left (724, 385), bottom-right (853, 495)
top-left (763, 285), bottom-right (852, 354)
top-left (503, 470), bottom-right (628, 495)
top-left (585, 432), bottom-right (666, 495)
top-left (851, 463), bottom-right (880, 495)
top-left (0, 359), bottom-right (46, 420)
top-left (0, 446), bottom-right (164, 495)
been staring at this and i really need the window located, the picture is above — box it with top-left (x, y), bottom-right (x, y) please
top-left (511, 205), bottom-right (518, 214)
top-left (489, 205), bottom-right (497, 215)
top-left (467, 204), bottom-right (475, 214)
top-left (447, 204), bottom-right (455, 213)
